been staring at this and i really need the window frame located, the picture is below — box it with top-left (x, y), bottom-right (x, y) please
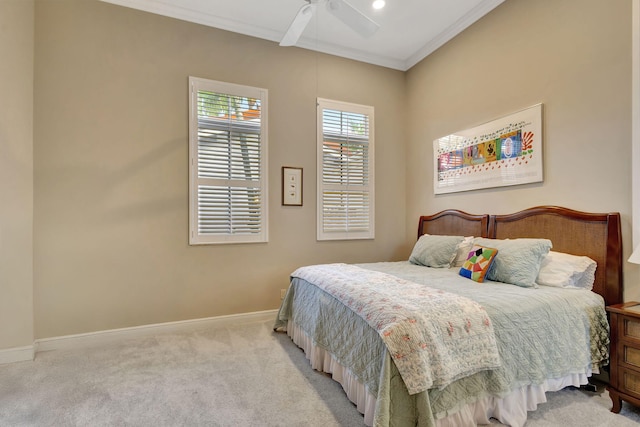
top-left (188, 76), bottom-right (269, 245)
top-left (316, 97), bottom-right (375, 241)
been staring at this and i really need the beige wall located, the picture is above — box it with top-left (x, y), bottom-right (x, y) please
top-left (0, 0), bottom-right (34, 351)
top-left (2, 0), bottom-right (632, 344)
top-left (33, 0), bottom-right (406, 338)
top-left (405, 0), bottom-right (638, 300)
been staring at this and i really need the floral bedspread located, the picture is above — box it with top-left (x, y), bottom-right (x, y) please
top-left (291, 263), bottom-right (501, 395)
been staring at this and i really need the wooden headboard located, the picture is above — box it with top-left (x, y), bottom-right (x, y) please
top-left (418, 210), bottom-right (489, 239)
top-left (418, 206), bottom-right (623, 306)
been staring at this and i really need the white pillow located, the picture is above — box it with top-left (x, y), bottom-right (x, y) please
top-left (536, 251), bottom-right (597, 290)
top-left (451, 236), bottom-right (475, 267)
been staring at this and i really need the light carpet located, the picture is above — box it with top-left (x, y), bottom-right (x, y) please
top-left (0, 318), bottom-right (639, 426)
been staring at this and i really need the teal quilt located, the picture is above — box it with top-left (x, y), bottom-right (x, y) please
top-left (274, 261), bottom-right (609, 426)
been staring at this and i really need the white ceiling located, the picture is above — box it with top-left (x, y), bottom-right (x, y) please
top-left (101, 0), bottom-right (505, 71)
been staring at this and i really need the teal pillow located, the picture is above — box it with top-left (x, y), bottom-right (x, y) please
top-left (409, 234), bottom-right (464, 268)
top-left (473, 237), bottom-right (552, 287)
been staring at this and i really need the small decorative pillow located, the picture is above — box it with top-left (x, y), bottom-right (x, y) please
top-left (536, 251), bottom-right (597, 290)
top-left (409, 234), bottom-right (464, 268)
top-left (473, 237), bottom-right (552, 288)
top-left (451, 236), bottom-right (475, 267)
top-left (459, 245), bottom-right (498, 282)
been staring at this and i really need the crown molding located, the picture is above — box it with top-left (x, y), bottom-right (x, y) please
top-left (101, 0), bottom-right (284, 42)
top-left (404, 0), bottom-right (506, 70)
top-left (101, 0), bottom-right (406, 70)
top-left (293, 37), bottom-right (407, 70)
top-left (101, 0), bottom-right (503, 72)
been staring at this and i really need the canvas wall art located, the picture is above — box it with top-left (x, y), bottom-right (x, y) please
top-left (433, 104), bottom-right (543, 194)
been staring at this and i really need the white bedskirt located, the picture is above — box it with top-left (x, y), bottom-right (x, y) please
top-left (286, 319), bottom-right (592, 427)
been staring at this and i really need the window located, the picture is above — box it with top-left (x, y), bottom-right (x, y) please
top-left (189, 77), bottom-right (268, 244)
top-left (317, 98), bottom-right (375, 240)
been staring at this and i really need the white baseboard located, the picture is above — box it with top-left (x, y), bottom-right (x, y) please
top-left (34, 309), bottom-right (279, 354)
top-left (0, 345), bottom-right (34, 365)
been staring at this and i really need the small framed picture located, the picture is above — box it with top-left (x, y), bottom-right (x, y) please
top-left (282, 167), bottom-right (303, 206)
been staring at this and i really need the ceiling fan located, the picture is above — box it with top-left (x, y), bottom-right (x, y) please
top-left (280, 0), bottom-right (380, 47)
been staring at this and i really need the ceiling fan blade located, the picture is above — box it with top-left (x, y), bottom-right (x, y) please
top-left (326, 0), bottom-right (379, 38)
top-left (280, 3), bottom-right (317, 46)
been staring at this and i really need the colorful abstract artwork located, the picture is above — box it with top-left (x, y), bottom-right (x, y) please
top-left (433, 104), bottom-right (543, 194)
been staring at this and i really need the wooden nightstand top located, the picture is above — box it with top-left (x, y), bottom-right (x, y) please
top-left (607, 301), bottom-right (640, 317)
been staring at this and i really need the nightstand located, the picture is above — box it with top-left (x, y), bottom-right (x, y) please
top-left (606, 302), bottom-right (640, 412)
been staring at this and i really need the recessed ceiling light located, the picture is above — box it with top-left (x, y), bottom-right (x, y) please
top-left (372, 0), bottom-right (386, 10)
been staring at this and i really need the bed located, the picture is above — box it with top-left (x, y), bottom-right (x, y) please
top-left (274, 206), bottom-right (623, 426)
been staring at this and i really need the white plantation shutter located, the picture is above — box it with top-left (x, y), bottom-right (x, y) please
top-left (189, 77), bottom-right (268, 244)
top-left (317, 98), bottom-right (374, 240)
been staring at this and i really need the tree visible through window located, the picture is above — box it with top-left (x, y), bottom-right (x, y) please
top-left (189, 77), bottom-right (268, 244)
